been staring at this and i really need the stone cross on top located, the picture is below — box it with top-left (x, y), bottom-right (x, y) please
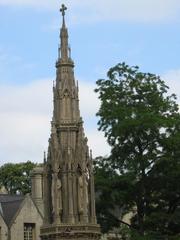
top-left (60, 4), bottom-right (67, 17)
top-left (60, 4), bottom-right (67, 26)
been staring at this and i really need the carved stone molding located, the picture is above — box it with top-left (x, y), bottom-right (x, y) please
top-left (40, 223), bottom-right (101, 240)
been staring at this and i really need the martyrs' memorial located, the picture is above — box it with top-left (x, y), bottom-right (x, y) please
top-left (40, 4), bottom-right (101, 240)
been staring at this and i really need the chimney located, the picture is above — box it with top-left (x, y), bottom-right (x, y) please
top-left (31, 167), bottom-right (44, 216)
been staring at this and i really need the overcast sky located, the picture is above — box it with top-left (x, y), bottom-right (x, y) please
top-left (1, 0), bottom-right (180, 165)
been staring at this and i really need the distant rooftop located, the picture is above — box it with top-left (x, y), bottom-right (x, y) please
top-left (0, 194), bottom-right (25, 226)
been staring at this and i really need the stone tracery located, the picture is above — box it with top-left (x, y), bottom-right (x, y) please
top-left (40, 4), bottom-right (101, 240)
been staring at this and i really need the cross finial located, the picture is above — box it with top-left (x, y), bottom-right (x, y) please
top-left (60, 4), bottom-right (67, 17)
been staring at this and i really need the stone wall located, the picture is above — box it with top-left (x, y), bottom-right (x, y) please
top-left (0, 214), bottom-right (8, 240)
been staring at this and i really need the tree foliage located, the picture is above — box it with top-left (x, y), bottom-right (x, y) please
top-left (0, 161), bottom-right (37, 195)
top-left (95, 62), bottom-right (180, 238)
top-left (94, 157), bottom-right (122, 233)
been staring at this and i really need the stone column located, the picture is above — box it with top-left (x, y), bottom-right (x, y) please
top-left (67, 163), bottom-right (75, 223)
top-left (89, 155), bottom-right (97, 224)
top-left (43, 166), bottom-right (52, 224)
top-left (62, 164), bottom-right (68, 222)
top-left (83, 173), bottom-right (89, 223)
top-left (43, 172), bottom-right (49, 224)
top-left (77, 173), bottom-right (84, 222)
top-left (73, 167), bottom-right (78, 223)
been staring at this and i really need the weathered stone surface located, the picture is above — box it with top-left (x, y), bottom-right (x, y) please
top-left (40, 4), bottom-right (101, 240)
top-left (40, 224), bottom-right (101, 240)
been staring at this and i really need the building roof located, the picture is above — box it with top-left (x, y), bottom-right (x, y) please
top-left (0, 194), bottom-right (25, 226)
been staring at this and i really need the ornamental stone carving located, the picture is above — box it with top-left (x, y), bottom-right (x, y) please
top-left (40, 4), bottom-right (101, 240)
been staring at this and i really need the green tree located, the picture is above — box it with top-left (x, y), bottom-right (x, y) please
top-left (0, 161), bottom-right (37, 195)
top-left (94, 157), bottom-right (121, 233)
top-left (95, 62), bottom-right (180, 238)
top-left (94, 156), bottom-right (138, 234)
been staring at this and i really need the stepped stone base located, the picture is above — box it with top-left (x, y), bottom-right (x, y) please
top-left (40, 224), bottom-right (101, 240)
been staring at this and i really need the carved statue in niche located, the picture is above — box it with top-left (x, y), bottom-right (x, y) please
top-left (84, 166), bottom-right (89, 214)
top-left (51, 168), bottom-right (63, 221)
top-left (77, 165), bottom-right (84, 214)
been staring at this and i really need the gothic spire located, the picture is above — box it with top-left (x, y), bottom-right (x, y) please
top-left (41, 5), bottom-right (101, 238)
top-left (58, 4), bottom-right (72, 63)
top-left (53, 4), bottom-right (79, 124)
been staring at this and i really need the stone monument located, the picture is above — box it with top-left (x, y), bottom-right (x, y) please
top-left (40, 4), bottom-right (101, 240)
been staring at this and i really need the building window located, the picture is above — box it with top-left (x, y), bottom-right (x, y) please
top-left (24, 223), bottom-right (35, 240)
